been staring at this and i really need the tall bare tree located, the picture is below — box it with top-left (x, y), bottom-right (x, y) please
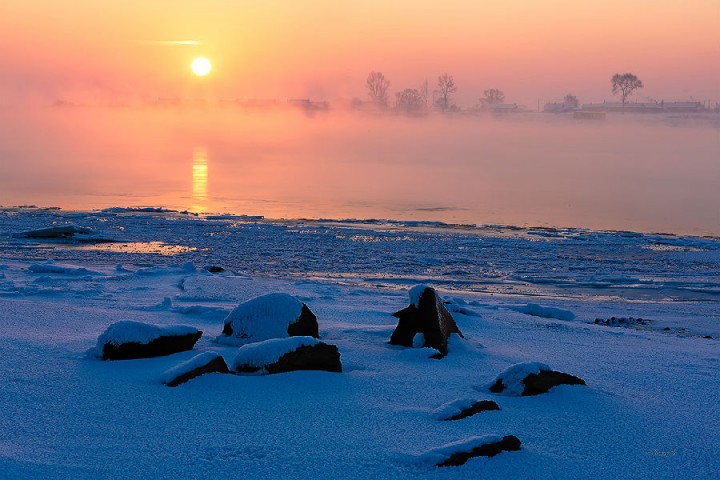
top-left (366, 71), bottom-right (391, 107)
top-left (434, 73), bottom-right (457, 112)
top-left (611, 73), bottom-right (643, 111)
top-left (481, 88), bottom-right (505, 108)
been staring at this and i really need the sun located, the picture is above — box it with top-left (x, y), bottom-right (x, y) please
top-left (191, 57), bottom-right (212, 76)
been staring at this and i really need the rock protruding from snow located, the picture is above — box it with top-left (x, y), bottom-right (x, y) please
top-left (419, 435), bottom-right (521, 467)
top-left (16, 225), bottom-right (93, 238)
top-left (489, 362), bottom-right (586, 396)
top-left (161, 352), bottom-right (230, 387)
top-left (432, 399), bottom-right (500, 421)
top-left (594, 316), bottom-right (650, 327)
top-left (96, 321), bottom-right (202, 360)
top-left (204, 265), bottom-right (225, 273)
top-left (232, 336), bottom-right (342, 375)
top-left (389, 285), bottom-right (463, 358)
top-left (219, 293), bottom-right (319, 345)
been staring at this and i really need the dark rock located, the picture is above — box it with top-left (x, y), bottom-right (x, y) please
top-left (233, 339), bottom-right (342, 375)
top-left (101, 332), bottom-right (202, 360)
top-left (437, 435), bottom-right (521, 467)
top-left (286, 304), bottom-right (319, 338)
top-left (220, 293), bottom-right (319, 343)
top-left (163, 353), bottom-right (230, 387)
top-left (703, 335), bottom-right (713, 339)
top-left (17, 225), bottom-right (93, 238)
top-left (267, 343), bottom-right (341, 374)
top-left (594, 316), bottom-right (651, 328)
top-left (490, 364), bottom-right (585, 396)
top-left (444, 400), bottom-right (500, 421)
top-left (205, 266), bottom-right (225, 273)
top-left (389, 285), bottom-right (463, 358)
top-left (97, 322), bottom-right (203, 360)
top-left (521, 370), bottom-right (586, 396)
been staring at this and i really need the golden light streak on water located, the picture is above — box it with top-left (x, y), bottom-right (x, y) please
top-left (191, 147), bottom-right (208, 212)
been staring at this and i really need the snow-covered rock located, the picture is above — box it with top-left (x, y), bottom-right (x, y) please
top-left (161, 352), bottom-right (230, 387)
top-left (218, 293), bottom-right (319, 345)
top-left (96, 321), bottom-right (202, 360)
top-left (408, 284), bottom-right (430, 308)
top-left (232, 336), bottom-right (341, 375)
top-left (489, 362), bottom-right (585, 396)
top-left (389, 285), bottom-right (463, 358)
top-left (432, 398), bottom-right (500, 421)
top-left (417, 434), bottom-right (521, 467)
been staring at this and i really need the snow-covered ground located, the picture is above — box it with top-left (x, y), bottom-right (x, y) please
top-left (0, 207), bottom-right (718, 479)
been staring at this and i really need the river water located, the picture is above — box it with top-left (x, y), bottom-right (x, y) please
top-left (1, 107), bottom-right (718, 235)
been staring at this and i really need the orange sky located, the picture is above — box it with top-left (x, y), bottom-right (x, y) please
top-left (0, 0), bottom-right (718, 106)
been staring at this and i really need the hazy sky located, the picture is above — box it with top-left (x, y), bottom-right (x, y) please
top-left (1, 1), bottom-right (718, 106)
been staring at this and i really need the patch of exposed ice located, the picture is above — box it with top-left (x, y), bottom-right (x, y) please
top-left (509, 303), bottom-right (575, 321)
top-left (28, 261), bottom-right (103, 276)
top-left (134, 262), bottom-right (197, 276)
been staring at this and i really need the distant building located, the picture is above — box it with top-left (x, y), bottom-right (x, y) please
top-left (287, 99), bottom-right (330, 111)
top-left (663, 101), bottom-right (705, 113)
top-left (488, 103), bottom-right (523, 113)
top-left (543, 101), bottom-right (578, 113)
top-left (579, 101), bottom-right (706, 114)
top-left (580, 102), bottom-right (663, 113)
top-left (350, 99), bottom-right (387, 112)
top-left (573, 110), bottom-right (606, 120)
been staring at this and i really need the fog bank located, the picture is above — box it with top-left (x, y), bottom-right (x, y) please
top-left (0, 107), bottom-right (718, 235)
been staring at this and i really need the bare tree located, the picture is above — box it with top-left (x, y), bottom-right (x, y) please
top-left (366, 71), bottom-right (391, 107)
top-left (611, 73), bottom-right (643, 111)
top-left (564, 94), bottom-right (579, 108)
top-left (434, 73), bottom-right (457, 112)
top-left (481, 88), bottom-right (504, 108)
top-left (395, 88), bottom-right (426, 114)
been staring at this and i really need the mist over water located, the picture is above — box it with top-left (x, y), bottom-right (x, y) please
top-left (0, 107), bottom-right (718, 235)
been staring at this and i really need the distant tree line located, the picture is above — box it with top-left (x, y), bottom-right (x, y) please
top-left (364, 70), bottom-right (650, 114)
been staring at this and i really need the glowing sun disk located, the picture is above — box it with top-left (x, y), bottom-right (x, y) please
top-left (191, 57), bottom-right (212, 76)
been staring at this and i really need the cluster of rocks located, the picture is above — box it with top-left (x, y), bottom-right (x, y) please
top-left (95, 283), bottom-right (587, 467)
top-left (593, 316), bottom-right (650, 327)
top-left (422, 358), bottom-right (585, 466)
top-left (95, 293), bottom-right (342, 387)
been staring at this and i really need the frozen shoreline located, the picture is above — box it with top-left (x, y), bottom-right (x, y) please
top-left (0, 208), bottom-right (718, 478)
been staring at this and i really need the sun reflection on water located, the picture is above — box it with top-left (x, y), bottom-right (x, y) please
top-left (192, 147), bottom-right (209, 212)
